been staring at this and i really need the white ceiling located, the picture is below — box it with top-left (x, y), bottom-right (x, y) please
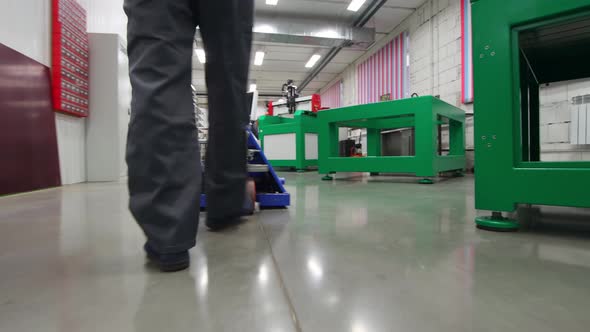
top-left (192, 0), bottom-right (425, 100)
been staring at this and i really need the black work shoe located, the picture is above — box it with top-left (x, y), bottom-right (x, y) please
top-left (205, 216), bottom-right (244, 232)
top-left (144, 243), bottom-right (190, 272)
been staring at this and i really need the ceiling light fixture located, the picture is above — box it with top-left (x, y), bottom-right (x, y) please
top-left (195, 49), bottom-right (206, 63)
top-left (254, 51), bottom-right (265, 66)
top-left (305, 54), bottom-right (322, 68)
top-left (249, 84), bottom-right (257, 92)
top-left (347, 0), bottom-right (367, 12)
top-left (266, 0), bottom-right (278, 5)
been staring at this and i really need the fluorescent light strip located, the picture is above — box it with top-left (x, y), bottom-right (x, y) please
top-left (266, 0), bottom-right (278, 5)
top-left (305, 54), bottom-right (322, 68)
top-left (254, 51), bottom-right (265, 66)
top-left (347, 0), bottom-right (367, 12)
top-left (195, 49), bottom-right (206, 63)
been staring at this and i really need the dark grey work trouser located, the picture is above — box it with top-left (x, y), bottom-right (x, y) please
top-left (124, 0), bottom-right (253, 253)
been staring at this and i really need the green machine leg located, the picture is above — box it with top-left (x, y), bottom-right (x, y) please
top-left (322, 174), bottom-right (334, 181)
top-left (475, 212), bottom-right (519, 232)
top-left (419, 178), bottom-right (434, 185)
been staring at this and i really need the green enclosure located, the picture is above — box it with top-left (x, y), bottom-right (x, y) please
top-left (259, 111), bottom-right (319, 171)
top-left (317, 96), bottom-right (466, 183)
top-left (471, 0), bottom-right (590, 230)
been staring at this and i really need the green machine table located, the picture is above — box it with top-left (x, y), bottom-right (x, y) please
top-left (471, 0), bottom-right (590, 230)
top-left (318, 96), bottom-right (466, 183)
top-left (258, 110), bottom-right (319, 172)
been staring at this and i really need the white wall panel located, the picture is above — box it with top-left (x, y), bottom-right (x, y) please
top-left (86, 33), bottom-right (130, 182)
top-left (55, 113), bottom-right (87, 184)
top-left (264, 134), bottom-right (297, 160)
top-left (304, 134), bottom-right (318, 160)
top-left (0, 0), bottom-right (51, 66)
top-left (80, 0), bottom-right (127, 39)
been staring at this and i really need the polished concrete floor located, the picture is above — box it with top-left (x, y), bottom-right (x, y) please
top-left (1, 173), bottom-right (590, 332)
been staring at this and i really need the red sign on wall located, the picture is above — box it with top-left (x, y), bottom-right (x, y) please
top-left (51, 0), bottom-right (89, 117)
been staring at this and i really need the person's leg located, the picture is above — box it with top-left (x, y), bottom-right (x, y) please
top-left (198, 0), bottom-right (254, 226)
top-left (125, 0), bottom-right (200, 261)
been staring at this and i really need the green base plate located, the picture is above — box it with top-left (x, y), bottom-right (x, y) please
top-left (321, 175), bottom-right (334, 181)
top-left (418, 178), bottom-right (434, 184)
top-left (475, 216), bottom-right (519, 232)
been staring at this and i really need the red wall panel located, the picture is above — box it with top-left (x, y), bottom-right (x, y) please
top-left (0, 43), bottom-right (61, 195)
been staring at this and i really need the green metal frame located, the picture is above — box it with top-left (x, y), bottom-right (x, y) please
top-left (259, 110), bottom-right (319, 171)
top-left (317, 96), bottom-right (466, 182)
top-left (471, 0), bottom-right (590, 230)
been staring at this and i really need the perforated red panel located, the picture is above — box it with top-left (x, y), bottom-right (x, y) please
top-left (51, 0), bottom-right (89, 117)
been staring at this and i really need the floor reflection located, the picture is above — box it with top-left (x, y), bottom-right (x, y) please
top-left (134, 271), bottom-right (199, 332)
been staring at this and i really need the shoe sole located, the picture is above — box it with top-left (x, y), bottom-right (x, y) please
top-left (145, 252), bottom-right (190, 272)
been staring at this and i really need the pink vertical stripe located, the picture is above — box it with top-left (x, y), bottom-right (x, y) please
top-left (364, 58), bottom-right (367, 104)
top-left (395, 37), bottom-right (401, 99)
top-left (378, 49), bottom-right (381, 99)
top-left (359, 62), bottom-right (365, 104)
top-left (385, 40), bottom-right (389, 93)
top-left (395, 37), bottom-right (399, 99)
top-left (393, 37), bottom-right (397, 99)
top-left (401, 35), bottom-right (404, 98)
top-left (399, 36), bottom-right (402, 99)
top-left (393, 37), bottom-right (399, 99)
top-left (400, 35), bottom-right (404, 99)
top-left (361, 62), bottom-right (364, 104)
top-left (379, 49), bottom-right (382, 99)
top-left (396, 37), bottom-right (400, 99)
top-left (366, 56), bottom-right (369, 104)
top-left (390, 40), bottom-right (394, 98)
top-left (371, 54), bottom-right (374, 103)
top-left (356, 32), bottom-right (408, 104)
top-left (370, 55), bottom-right (373, 103)
top-left (375, 52), bottom-right (381, 101)
top-left (360, 63), bottom-right (363, 104)
top-left (358, 64), bottom-right (361, 104)
top-left (379, 49), bottom-right (387, 96)
top-left (364, 60), bottom-right (367, 103)
top-left (365, 60), bottom-right (368, 103)
top-left (321, 80), bottom-right (341, 109)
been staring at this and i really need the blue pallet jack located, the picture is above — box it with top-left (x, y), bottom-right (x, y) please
top-left (200, 129), bottom-right (290, 209)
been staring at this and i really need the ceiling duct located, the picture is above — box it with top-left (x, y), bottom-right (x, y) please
top-left (252, 15), bottom-right (375, 49)
top-left (299, 0), bottom-right (389, 92)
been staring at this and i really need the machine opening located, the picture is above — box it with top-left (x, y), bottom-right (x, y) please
top-left (337, 114), bottom-right (417, 158)
top-left (381, 127), bottom-right (416, 157)
top-left (517, 13), bottom-right (590, 162)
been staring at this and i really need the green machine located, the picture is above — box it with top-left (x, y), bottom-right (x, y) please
top-left (471, 0), bottom-right (590, 230)
top-left (258, 110), bottom-right (319, 172)
top-left (317, 96), bottom-right (466, 183)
